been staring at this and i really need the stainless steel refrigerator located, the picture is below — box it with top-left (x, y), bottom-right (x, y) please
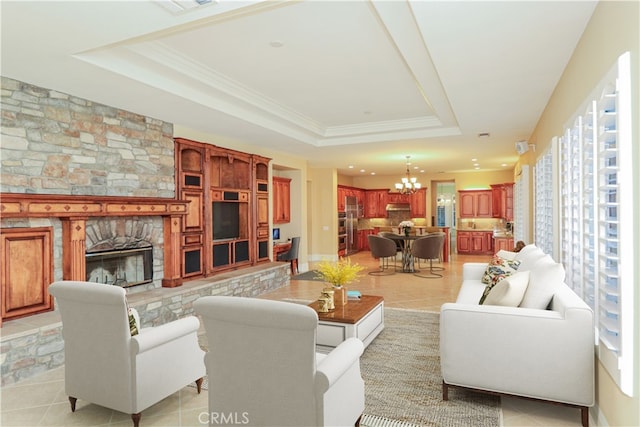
top-left (345, 196), bottom-right (359, 255)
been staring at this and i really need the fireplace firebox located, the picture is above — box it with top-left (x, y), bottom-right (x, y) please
top-left (86, 246), bottom-right (153, 288)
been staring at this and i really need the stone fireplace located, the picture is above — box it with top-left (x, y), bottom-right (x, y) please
top-left (85, 217), bottom-right (163, 291)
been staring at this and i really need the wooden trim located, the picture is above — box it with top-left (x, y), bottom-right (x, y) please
top-left (1, 192), bottom-right (189, 289)
top-left (0, 193), bottom-right (188, 218)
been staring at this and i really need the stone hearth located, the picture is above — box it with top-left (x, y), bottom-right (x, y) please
top-left (0, 262), bottom-right (290, 386)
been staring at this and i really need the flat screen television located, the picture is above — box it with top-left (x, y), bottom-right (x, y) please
top-left (272, 228), bottom-right (280, 241)
top-left (212, 202), bottom-right (239, 240)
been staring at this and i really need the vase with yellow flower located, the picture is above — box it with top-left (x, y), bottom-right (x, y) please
top-left (315, 258), bottom-right (364, 306)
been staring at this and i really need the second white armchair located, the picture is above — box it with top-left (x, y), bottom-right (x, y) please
top-left (194, 296), bottom-right (365, 427)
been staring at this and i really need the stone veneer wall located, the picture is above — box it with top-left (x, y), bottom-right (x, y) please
top-left (0, 76), bottom-right (175, 196)
top-left (1, 76), bottom-right (176, 283)
top-left (1, 263), bottom-right (290, 386)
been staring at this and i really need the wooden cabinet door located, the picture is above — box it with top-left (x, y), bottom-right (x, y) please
top-left (456, 231), bottom-right (471, 253)
top-left (337, 186), bottom-right (346, 211)
top-left (470, 232), bottom-right (485, 252)
top-left (491, 185), bottom-right (503, 218)
top-left (410, 189), bottom-right (426, 218)
top-left (494, 238), bottom-right (514, 254)
top-left (504, 183), bottom-right (514, 221)
top-left (475, 192), bottom-right (492, 217)
top-left (1, 227), bottom-right (54, 324)
top-left (364, 190), bottom-right (387, 218)
top-left (273, 177), bottom-right (291, 223)
top-left (257, 195), bottom-right (269, 227)
top-left (459, 193), bottom-right (476, 217)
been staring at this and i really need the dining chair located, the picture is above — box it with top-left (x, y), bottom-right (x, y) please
top-left (411, 234), bottom-right (446, 278)
top-left (367, 234), bottom-right (397, 275)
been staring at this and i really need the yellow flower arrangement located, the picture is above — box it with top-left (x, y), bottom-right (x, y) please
top-left (315, 257), bottom-right (364, 287)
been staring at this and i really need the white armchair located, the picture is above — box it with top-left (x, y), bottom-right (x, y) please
top-left (49, 281), bottom-right (206, 427)
top-left (193, 296), bottom-right (365, 427)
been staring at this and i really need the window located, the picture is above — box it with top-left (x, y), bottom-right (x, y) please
top-left (557, 52), bottom-right (634, 396)
top-left (513, 165), bottom-right (530, 244)
top-left (534, 141), bottom-right (556, 257)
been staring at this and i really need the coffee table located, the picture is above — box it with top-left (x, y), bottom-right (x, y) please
top-left (308, 295), bottom-right (384, 352)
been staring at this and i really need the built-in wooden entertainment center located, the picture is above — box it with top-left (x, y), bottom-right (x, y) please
top-left (175, 138), bottom-right (271, 279)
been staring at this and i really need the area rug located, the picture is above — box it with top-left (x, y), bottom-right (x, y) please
top-left (360, 308), bottom-right (500, 426)
top-left (291, 269), bottom-right (323, 281)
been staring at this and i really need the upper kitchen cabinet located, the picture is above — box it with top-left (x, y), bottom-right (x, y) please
top-left (410, 188), bottom-right (427, 218)
top-left (459, 190), bottom-right (492, 218)
top-left (273, 176), bottom-right (291, 224)
top-left (491, 183), bottom-right (515, 220)
top-left (364, 189), bottom-right (388, 218)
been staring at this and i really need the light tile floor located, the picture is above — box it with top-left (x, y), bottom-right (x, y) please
top-left (1, 251), bottom-right (588, 426)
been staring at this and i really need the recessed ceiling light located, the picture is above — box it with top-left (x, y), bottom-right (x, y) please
top-left (348, 165), bottom-right (354, 169)
top-left (370, 172), bottom-right (376, 175)
top-left (360, 169), bottom-right (366, 173)
top-left (501, 163), bottom-right (508, 167)
top-left (471, 158), bottom-right (477, 162)
top-left (269, 41), bottom-right (284, 48)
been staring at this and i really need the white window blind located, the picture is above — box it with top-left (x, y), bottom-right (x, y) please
top-left (557, 52), bottom-right (634, 396)
top-left (534, 143), bottom-right (555, 257)
top-left (513, 165), bottom-right (529, 244)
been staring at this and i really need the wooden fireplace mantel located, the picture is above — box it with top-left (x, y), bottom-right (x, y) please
top-left (0, 193), bottom-right (189, 289)
top-left (0, 193), bottom-right (189, 218)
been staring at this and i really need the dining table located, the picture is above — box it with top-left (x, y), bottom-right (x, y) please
top-left (387, 234), bottom-right (421, 273)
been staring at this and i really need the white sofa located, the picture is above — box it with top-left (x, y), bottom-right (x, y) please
top-left (440, 245), bottom-right (595, 427)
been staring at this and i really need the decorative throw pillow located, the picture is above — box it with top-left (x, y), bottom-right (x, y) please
top-left (520, 255), bottom-right (565, 309)
top-left (482, 271), bottom-right (530, 306)
top-left (481, 255), bottom-right (521, 285)
top-left (128, 306), bottom-right (139, 336)
top-left (514, 245), bottom-right (546, 271)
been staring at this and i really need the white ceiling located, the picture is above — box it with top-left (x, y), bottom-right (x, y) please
top-left (0, 0), bottom-right (597, 176)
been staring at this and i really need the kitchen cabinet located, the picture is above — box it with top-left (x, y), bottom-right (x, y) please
top-left (337, 186), bottom-right (347, 211)
top-left (457, 230), bottom-right (493, 254)
top-left (503, 183), bottom-right (514, 221)
top-left (364, 189), bottom-right (388, 218)
top-left (494, 237), bottom-right (514, 254)
top-left (358, 229), bottom-right (376, 251)
top-left (338, 185), bottom-right (365, 215)
top-left (491, 183), bottom-right (515, 220)
top-left (273, 177), bottom-right (291, 224)
top-left (386, 193), bottom-right (410, 204)
top-left (459, 190), bottom-right (492, 218)
top-left (410, 188), bottom-right (427, 218)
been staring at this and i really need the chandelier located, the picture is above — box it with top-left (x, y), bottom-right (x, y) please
top-left (395, 156), bottom-right (421, 194)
